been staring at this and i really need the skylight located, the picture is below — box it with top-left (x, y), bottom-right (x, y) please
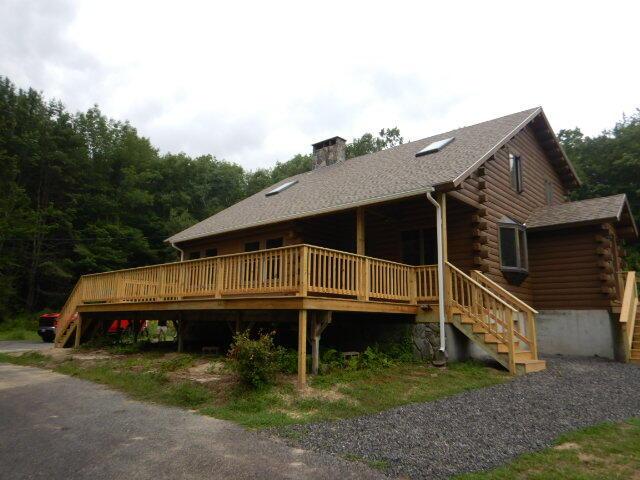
top-left (415, 137), bottom-right (455, 157)
top-left (265, 180), bottom-right (298, 196)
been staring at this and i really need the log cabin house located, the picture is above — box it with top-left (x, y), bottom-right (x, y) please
top-left (55, 107), bottom-right (640, 384)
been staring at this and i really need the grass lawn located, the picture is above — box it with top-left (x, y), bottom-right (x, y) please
top-left (456, 418), bottom-right (640, 480)
top-left (0, 348), bottom-right (507, 429)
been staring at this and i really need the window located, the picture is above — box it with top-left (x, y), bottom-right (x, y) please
top-left (401, 229), bottom-right (437, 265)
top-left (265, 180), bottom-right (298, 196)
top-left (244, 241), bottom-right (260, 252)
top-left (498, 218), bottom-right (528, 272)
top-left (509, 153), bottom-right (523, 193)
top-left (205, 248), bottom-right (218, 257)
top-left (544, 179), bottom-right (554, 205)
top-left (188, 251), bottom-right (201, 260)
top-left (265, 237), bottom-right (283, 249)
top-left (415, 137), bottom-right (455, 157)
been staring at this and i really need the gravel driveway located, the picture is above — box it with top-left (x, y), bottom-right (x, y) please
top-left (278, 357), bottom-right (640, 479)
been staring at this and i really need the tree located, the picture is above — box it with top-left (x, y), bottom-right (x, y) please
top-left (346, 127), bottom-right (403, 159)
top-left (558, 110), bottom-right (640, 269)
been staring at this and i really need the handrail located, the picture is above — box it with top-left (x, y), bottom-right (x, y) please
top-left (81, 243), bottom-right (416, 278)
top-left (471, 271), bottom-right (538, 314)
top-left (471, 270), bottom-right (538, 359)
top-left (619, 271), bottom-right (638, 362)
top-left (446, 262), bottom-right (517, 312)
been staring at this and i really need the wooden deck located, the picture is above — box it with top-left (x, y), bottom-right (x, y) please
top-left (55, 243), bottom-right (546, 379)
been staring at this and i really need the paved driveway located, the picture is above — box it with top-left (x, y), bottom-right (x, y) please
top-left (0, 364), bottom-right (383, 480)
top-left (0, 340), bottom-right (53, 353)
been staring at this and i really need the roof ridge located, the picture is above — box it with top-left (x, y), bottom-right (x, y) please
top-left (343, 106), bottom-right (542, 164)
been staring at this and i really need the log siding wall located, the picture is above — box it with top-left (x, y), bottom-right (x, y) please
top-left (528, 225), bottom-right (616, 309)
top-left (457, 124), bottom-right (568, 304)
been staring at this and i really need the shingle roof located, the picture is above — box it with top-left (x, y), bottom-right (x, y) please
top-left (526, 194), bottom-right (630, 230)
top-left (169, 107), bottom-right (559, 244)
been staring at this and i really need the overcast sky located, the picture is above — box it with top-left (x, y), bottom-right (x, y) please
top-left (1, 0), bottom-right (639, 170)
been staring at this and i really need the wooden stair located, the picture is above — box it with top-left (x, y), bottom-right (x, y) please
top-left (630, 309), bottom-right (640, 364)
top-left (446, 263), bottom-right (546, 376)
top-left (618, 271), bottom-right (638, 363)
top-left (55, 316), bottom-right (79, 348)
top-left (54, 279), bottom-right (84, 348)
top-left (452, 313), bottom-right (546, 375)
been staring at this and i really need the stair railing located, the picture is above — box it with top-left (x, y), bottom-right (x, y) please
top-left (445, 262), bottom-right (519, 373)
top-left (471, 270), bottom-right (539, 359)
top-left (54, 278), bottom-right (84, 346)
top-left (619, 271), bottom-right (638, 362)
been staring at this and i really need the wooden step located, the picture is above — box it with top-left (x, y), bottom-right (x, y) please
top-left (484, 333), bottom-right (503, 344)
top-left (516, 359), bottom-right (546, 374)
top-left (514, 351), bottom-right (533, 362)
top-left (472, 324), bottom-right (488, 334)
top-left (497, 342), bottom-right (520, 353)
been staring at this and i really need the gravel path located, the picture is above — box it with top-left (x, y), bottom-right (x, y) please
top-left (277, 357), bottom-right (640, 479)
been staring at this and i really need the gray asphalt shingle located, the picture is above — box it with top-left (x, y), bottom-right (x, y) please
top-left (526, 194), bottom-right (628, 230)
top-left (169, 107), bottom-right (543, 244)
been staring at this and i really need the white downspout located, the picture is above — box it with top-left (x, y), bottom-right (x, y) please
top-left (425, 190), bottom-right (446, 353)
top-left (170, 242), bottom-right (185, 262)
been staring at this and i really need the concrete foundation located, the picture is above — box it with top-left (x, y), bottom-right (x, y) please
top-left (536, 310), bottom-right (620, 359)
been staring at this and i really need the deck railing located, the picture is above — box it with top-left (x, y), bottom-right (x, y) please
top-left (619, 271), bottom-right (638, 362)
top-left (56, 245), bottom-right (437, 341)
top-left (55, 245), bottom-right (540, 367)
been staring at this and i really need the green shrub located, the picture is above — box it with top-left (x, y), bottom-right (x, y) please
top-left (228, 331), bottom-right (279, 389)
top-left (357, 346), bottom-right (394, 370)
top-left (321, 348), bottom-right (344, 369)
top-left (276, 347), bottom-right (298, 374)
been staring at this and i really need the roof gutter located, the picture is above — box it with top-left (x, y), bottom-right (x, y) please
top-left (169, 242), bottom-right (185, 262)
top-left (425, 189), bottom-right (447, 355)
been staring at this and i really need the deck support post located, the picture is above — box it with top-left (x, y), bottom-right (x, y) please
top-left (310, 311), bottom-right (332, 375)
top-left (177, 315), bottom-right (186, 352)
top-left (298, 309), bottom-right (307, 388)
top-left (74, 314), bottom-right (82, 348)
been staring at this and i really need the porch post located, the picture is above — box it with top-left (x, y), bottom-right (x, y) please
top-left (356, 206), bottom-right (365, 255)
top-left (298, 309), bottom-right (307, 388)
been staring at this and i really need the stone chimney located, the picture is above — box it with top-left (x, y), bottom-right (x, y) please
top-left (312, 136), bottom-right (346, 170)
